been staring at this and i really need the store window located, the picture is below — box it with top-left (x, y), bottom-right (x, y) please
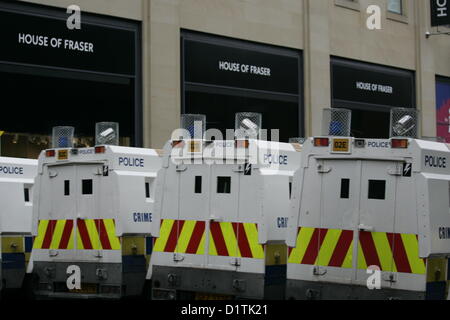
top-left (181, 31), bottom-right (303, 142)
top-left (0, 2), bottom-right (142, 159)
top-left (436, 76), bottom-right (450, 143)
top-left (388, 0), bottom-right (402, 14)
top-left (331, 57), bottom-right (415, 138)
top-left (334, 0), bottom-right (360, 11)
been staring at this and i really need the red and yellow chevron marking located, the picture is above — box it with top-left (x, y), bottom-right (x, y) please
top-left (76, 219), bottom-right (121, 250)
top-left (153, 220), bottom-right (206, 254)
top-left (209, 222), bottom-right (264, 259)
top-left (33, 220), bottom-right (75, 250)
top-left (33, 219), bottom-right (120, 250)
top-left (288, 227), bottom-right (354, 268)
top-left (357, 231), bottom-right (426, 275)
top-left (153, 220), bottom-right (264, 259)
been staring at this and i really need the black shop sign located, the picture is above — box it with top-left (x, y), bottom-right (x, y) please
top-left (431, 0), bottom-right (450, 27)
top-left (183, 38), bottom-right (300, 95)
top-left (0, 9), bottom-right (136, 75)
top-left (332, 59), bottom-right (415, 108)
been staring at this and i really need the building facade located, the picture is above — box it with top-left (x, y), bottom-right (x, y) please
top-left (0, 0), bottom-right (449, 157)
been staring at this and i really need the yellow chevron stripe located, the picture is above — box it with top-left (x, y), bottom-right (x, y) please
top-left (221, 222), bottom-right (239, 257)
top-left (176, 220), bottom-right (196, 253)
top-left (49, 220), bottom-right (65, 250)
top-left (84, 219), bottom-right (101, 250)
top-left (153, 219), bottom-right (175, 252)
top-left (104, 219), bottom-right (121, 250)
top-left (402, 234), bottom-right (426, 275)
top-left (342, 241), bottom-right (353, 269)
top-left (33, 220), bottom-right (49, 249)
top-left (197, 231), bottom-right (206, 255)
top-left (288, 227), bottom-right (315, 264)
top-left (208, 228), bottom-right (218, 256)
top-left (243, 223), bottom-right (264, 259)
top-left (76, 226), bottom-right (84, 250)
top-left (317, 229), bottom-right (342, 267)
top-left (66, 224), bottom-right (75, 250)
top-left (372, 232), bottom-right (394, 272)
top-left (357, 242), bottom-right (367, 270)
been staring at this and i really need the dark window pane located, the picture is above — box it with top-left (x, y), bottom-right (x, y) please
top-left (289, 182), bottom-right (292, 199)
top-left (195, 176), bottom-right (202, 194)
top-left (368, 180), bottom-right (386, 200)
top-left (145, 182), bottom-right (150, 198)
top-left (64, 180), bottom-right (70, 196)
top-left (217, 177), bottom-right (231, 194)
top-left (341, 179), bottom-right (350, 199)
top-left (82, 179), bottom-right (93, 195)
top-left (24, 188), bottom-right (30, 202)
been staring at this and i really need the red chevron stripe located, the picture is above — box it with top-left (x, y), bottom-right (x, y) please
top-left (95, 219), bottom-right (112, 250)
top-left (328, 230), bottom-right (353, 267)
top-left (42, 220), bottom-right (57, 249)
top-left (387, 233), bottom-right (412, 273)
top-left (58, 220), bottom-right (74, 249)
top-left (165, 220), bottom-right (184, 253)
top-left (210, 222), bottom-right (228, 256)
top-left (359, 231), bottom-right (381, 268)
top-left (77, 219), bottom-right (93, 250)
top-left (288, 247), bottom-right (294, 257)
top-left (233, 223), bottom-right (252, 258)
top-left (186, 221), bottom-right (205, 254)
top-left (302, 228), bottom-right (328, 265)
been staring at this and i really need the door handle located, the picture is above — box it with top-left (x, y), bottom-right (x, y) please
top-left (358, 224), bottom-right (374, 232)
top-left (48, 170), bottom-right (58, 178)
top-left (173, 253), bottom-right (184, 262)
top-left (209, 216), bottom-right (223, 222)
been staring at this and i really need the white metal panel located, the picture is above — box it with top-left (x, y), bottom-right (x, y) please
top-left (49, 165), bottom-right (77, 220)
top-left (355, 161), bottom-right (398, 287)
top-left (425, 175), bottom-right (450, 256)
top-left (261, 174), bottom-right (289, 243)
top-left (286, 155), bottom-right (323, 282)
top-left (114, 170), bottom-right (158, 236)
top-left (206, 164), bottom-right (240, 271)
top-left (317, 159), bottom-right (361, 284)
top-left (0, 177), bottom-right (34, 235)
top-left (177, 165), bottom-right (210, 268)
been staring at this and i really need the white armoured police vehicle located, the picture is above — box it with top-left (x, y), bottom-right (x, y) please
top-left (286, 108), bottom-right (450, 300)
top-left (0, 156), bottom-right (36, 297)
top-left (150, 113), bottom-right (301, 300)
top-left (30, 124), bottom-right (161, 299)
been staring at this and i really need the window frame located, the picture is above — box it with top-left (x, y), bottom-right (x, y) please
top-left (387, 0), bottom-right (409, 24)
top-left (334, 0), bottom-right (360, 12)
